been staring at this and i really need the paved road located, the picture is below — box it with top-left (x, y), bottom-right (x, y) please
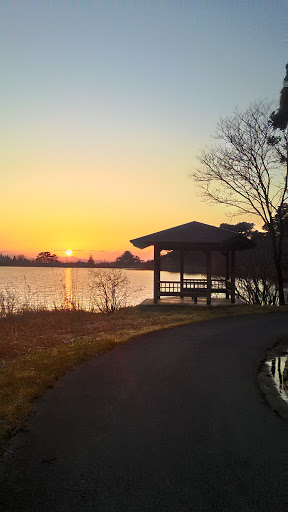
top-left (1, 313), bottom-right (288, 511)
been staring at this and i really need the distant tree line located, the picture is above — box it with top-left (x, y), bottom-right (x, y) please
top-left (0, 250), bottom-right (149, 269)
top-left (2, 213), bottom-right (287, 290)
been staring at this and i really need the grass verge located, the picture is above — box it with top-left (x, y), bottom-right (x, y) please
top-left (0, 304), bottom-right (286, 454)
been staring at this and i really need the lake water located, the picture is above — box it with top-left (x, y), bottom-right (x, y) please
top-left (0, 267), bottom-right (205, 312)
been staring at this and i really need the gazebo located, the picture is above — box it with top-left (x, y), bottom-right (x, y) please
top-left (130, 221), bottom-right (254, 305)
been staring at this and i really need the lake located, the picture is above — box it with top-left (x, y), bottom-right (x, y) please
top-left (0, 267), bottom-right (205, 312)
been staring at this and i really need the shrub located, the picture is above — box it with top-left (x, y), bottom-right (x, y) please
top-left (88, 268), bottom-right (131, 314)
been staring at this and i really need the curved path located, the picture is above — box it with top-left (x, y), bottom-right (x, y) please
top-left (1, 313), bottom-right (288, 511)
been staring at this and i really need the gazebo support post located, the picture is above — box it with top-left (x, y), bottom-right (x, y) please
top-left (225, 251), bottom-right (230, 300)
top-left (153, 245), bottom-right (161, 304)
top-left (180, 249), bottom-right (184, 298)
top-left (206, 250), bottom-right (212, 305)
top-left (231, 249), bottom-right (236, 304)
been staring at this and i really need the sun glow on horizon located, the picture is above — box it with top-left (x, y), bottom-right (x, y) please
top-left (1, 4), bottom-right (277, 258)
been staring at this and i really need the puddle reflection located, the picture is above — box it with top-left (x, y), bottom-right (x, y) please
top-left (266, 355), bottom-right (288, 403)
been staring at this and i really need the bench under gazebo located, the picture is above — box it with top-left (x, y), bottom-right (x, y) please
top-left (130, 221), bottom-right (254, 305)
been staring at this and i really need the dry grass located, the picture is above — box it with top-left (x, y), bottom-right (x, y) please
top-left (0, 304), bottom-right (285, 453)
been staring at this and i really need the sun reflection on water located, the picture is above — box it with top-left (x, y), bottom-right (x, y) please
top-left (64, 268), bottom-right (73, 309)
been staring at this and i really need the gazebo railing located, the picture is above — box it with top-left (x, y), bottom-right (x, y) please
top-left (159, 278), bottom-right (228, 295)
top-left (160, 281), bottom-right (181, 294)
top-left (183, 278), bottom-right (226, 290)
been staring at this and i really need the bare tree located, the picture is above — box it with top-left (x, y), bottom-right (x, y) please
top-left (88, 268), bottom-right (131, 313)
top-left (191, 99), bottom-right (288, 305)
top-left (236, 246), bottom-right (278, 305)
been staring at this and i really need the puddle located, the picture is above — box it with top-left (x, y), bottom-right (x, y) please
top-left (266, 355), bottom-right (288, 403)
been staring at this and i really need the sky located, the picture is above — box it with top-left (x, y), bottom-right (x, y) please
top-left (1, 0), bottom-right (287, 261)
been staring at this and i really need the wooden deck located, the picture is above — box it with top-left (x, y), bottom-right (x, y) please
top-left (139, 297), bottom-right (245, 307)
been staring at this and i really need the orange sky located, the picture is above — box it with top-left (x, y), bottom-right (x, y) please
top-left (0, 136), bottom-right (263, 262)
top-left (1, 3), bottom-right (281, 262)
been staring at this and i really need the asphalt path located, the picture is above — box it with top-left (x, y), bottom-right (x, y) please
top-left (1, 313), bottom-right (288, 511)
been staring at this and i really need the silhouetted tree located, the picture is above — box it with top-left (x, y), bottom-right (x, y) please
top-left (191, 99), bottom-right (288, 304)
top-left (115, 251), bottom-right (142, 267)
top-left (270, 63), bottom-right (288, 131)
top-left (220, 222), bottom-right (255, 237)
top-left (262, 204), bottom-right (288, 238)
top-left (87, 255), bottom-right (95, 267)
top-left (36, 251), bottom-right (59, 264)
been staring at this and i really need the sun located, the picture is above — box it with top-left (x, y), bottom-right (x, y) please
top-left (66, 250), bottom-right (72, 256)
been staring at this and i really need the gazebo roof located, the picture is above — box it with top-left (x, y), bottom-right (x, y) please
top-left (130, 221), bottom-right (254, 251)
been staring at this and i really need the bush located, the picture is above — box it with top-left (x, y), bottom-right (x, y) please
top-left (88, 268), bottom-right (132, 314)
top-left (236, 251), bottom-right (278, 305)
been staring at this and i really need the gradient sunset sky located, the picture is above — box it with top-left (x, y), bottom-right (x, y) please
top-left (1, 0), bottom-right (287, 261)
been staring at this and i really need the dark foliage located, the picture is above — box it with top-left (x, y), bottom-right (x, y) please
top-left (271, 86), bottom-right (288, 131)
top-left (115, 251), bottom-right (142, 267)
top-left (36, 252), bottom-right (59, 264)
top-left (220, 222), bottom-right (255, 237)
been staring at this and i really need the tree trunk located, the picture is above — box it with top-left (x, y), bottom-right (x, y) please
top-left (270, 232), bottom-right (286, 305)
top-left (276, 261), bottom-right (285, 305)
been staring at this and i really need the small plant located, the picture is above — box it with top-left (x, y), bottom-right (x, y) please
top-left (0, 280), bottom-right (47, 318)
top-left (0, 288), bottom-right (18, 318)
top-left (89, 268), bottom-right (132, 314)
